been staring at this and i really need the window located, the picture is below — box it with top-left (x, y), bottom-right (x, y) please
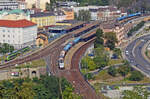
top-left (3, 30), bottom-right (5, 32)
top-left (8, 35), bottom-right (10, 37)
top-left (3, 35), bottom-right (5, 37)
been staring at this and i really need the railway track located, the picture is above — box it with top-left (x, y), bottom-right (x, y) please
top-left (53, 38), bottom-right (100, 99)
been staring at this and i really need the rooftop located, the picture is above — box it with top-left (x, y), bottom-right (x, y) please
top-left (0, 19), bottom-right (36, 28)
top-left (30, 12), bottom-right (55, 17)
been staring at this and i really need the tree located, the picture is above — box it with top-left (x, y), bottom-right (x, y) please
top-left (113, 48), bottom-right (122, 57)
top-left (105, 40), bottom-right (115, 50)
top-left (118, 65), bottom-right (131, 77)
top-left (122, 86), bottom-right (150, 99)
top-left (32, 4), bottom-right (36, 8)
top-left (108, 67), bottom-right (117, 77)
top-left (104, 32), bottom-right (118, 50)
top-left (76, 10), bottom-right (91, 21)
top-left (81, 56), bottom-right (97, 71)
top-left (45, 2), bottom-right (50, 11)
top-left (0, 43), bottom-right (14, 54)
top-left (93, 47), bottom-right (109, 68)
top-left (129, 71), bottom-right (144, 81)
top-left (94, 29), bottom-right (104, 48)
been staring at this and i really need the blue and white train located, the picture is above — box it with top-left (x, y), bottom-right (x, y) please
top-left (117, 12), bottom-right (142, 23)
top-left (58, 37), bottom-right (81, 69)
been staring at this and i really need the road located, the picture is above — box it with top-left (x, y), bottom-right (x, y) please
top-left (125, 34), bottom-right (150, 77)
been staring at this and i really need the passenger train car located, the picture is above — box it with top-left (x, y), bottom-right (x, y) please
top-left (6, 46), bottom-right (30, 61)
top-left (58, 37), bottom-right (81, 69)
top-left (117, 12), bottom-right (141, 23)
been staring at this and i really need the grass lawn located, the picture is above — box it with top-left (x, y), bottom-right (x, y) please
top-left (93, 69), bottom-right (150, 85)
top-left (80, 69), bottom-right (90, 75)
top-left (15, 59), bottom-right (46, 69)
top-left (108, 59), bottom-right (123, 66)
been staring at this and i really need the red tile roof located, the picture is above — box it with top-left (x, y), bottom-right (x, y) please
top-left (0, 19), bottom-right (36, 28)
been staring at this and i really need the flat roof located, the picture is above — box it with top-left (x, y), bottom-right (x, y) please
top-left (82, 30), bottom-right (96, 38)
top-left (72, 21), bottom-right (100, 35)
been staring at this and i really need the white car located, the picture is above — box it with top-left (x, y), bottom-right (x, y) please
top-left (125, 51), bottom-right (129, 54)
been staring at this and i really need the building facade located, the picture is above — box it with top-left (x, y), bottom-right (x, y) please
top-left (31, 12), bottom-right (56, 28)
top-left (0, 19), bottom-right (37, 48)
top-left (0, 0), bottom-right (26, 10)
top-left (61, 8), bottom-right (74, 20)
top-left (25, 0), bottom-right (50, 10)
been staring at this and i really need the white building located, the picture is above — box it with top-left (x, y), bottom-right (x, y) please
top-left (0, 19), bottom-right (37, 48)
top-left (0, 0), bottom-right (26, 10)
top-left (0, 0), bottom-right (19, 10)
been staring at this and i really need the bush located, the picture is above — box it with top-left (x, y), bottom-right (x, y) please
top-left (129, 71), bottom-right (144, 81)
top-left (108, 67), bottom-right (117, 77)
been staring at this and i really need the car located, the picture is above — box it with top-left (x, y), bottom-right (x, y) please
top-left (125, 51), bottom-right (129, 55)
top-left (141, 39), bottom-right (145, 42)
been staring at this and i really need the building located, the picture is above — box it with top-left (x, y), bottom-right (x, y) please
top-left (0, 0), bottom-right (26, 10)
top-left (0, 9), bottom-right (30, 20)
top-left (30, 12), bottom-right (56, 28)
top-left (97, 6), bottom-right (126, 21)
top-left (56, 1), bottom-right (79, 7)
top-left (0, 0), bottom-right (19, 10)
top-left (61, 8), bottom-right (74, 20)
top-left (54, 10), bottom-right (66, 22)
top-left (101, 22), bottom-right (126, 46)
top-left (0, 19), bottom-right (37, 48)
top-left (72, 6), bottom-right (127, 21)
top-left (25, 0), bottom-right (50, 10)
top-left (36, 32), bottom-right (48, 47)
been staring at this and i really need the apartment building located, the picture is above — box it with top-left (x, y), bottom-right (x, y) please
top-left (0, 19), bottom-right (37, 48)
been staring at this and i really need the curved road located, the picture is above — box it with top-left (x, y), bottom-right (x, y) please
top-left (125, 34), bottom-right (150, 77)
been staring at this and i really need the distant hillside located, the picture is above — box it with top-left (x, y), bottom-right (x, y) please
top-left (109, 0), bottom-right (150, 13)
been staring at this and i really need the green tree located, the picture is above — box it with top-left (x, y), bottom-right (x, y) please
top-left (104, 32), bottom-right (118, 50)
top-left (113, 48), bottom-right (122, 57)
top-left (122, 86), bottom-right (150, 99)
top-left (108, 67), bottom-right (117, 77)
top-left (46, 2), bottom-right (50, 11)
top-left (118, 65), bottom-right (131, 77)
top-left (77, 10), bottom-right (91, 21)
top-left (94, 29), bottom-right (104, 48)
top-left (81, 56), bottom-right (97, 71)
top-left (129, 71), bottom-right (144, 81)
top-left (93, 47), bottom-right (109, 68)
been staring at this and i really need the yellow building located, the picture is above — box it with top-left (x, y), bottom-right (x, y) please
top-left (36, 32), bottom-right (48, 47)
top-left (25, 0), bottom-right (50, 10)
top-left (31, 12), bottom-right (56, 28)
top-left (61, 8), bottom-right (74, 20)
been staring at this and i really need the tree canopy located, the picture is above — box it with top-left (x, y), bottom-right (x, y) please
top-left (0, 75), bottom-right (81, 99)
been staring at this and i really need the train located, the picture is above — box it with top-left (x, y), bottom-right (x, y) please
top-left (58, 21), bottom-right (100, 69)
top-left (6, 46), bottom-right (30, 61)
top-left (58, 30), bottom-right (97, 69)
top-left (117, 12), bottom-right (142, 23)
top-left (58, 37), bottom-right (81, 69)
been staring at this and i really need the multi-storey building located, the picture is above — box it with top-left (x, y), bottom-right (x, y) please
top-left (61, 8), bottom-right (74, 20)
top-left (101, 22), bottom-right (126, 46)
top-left (0, 19), bottom-right (37, 48)
top-left (72, 6), bottom-right (127, 21)
top-left (0, 0), bottom-right (19, 10)
top-left (0, 9), bottom-right (30, 20)
top-left (0, 0), bottom-right (26, 10)
top-left (25, 0), bottom-right (50, 10)
top-left (30, 12), bottom-right (56, 28)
